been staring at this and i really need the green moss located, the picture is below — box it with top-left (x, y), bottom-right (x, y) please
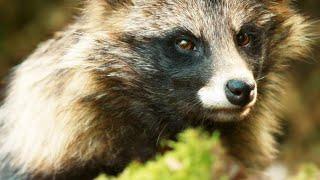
top-left (291, 164), bottom-right (320, 180)
top-left (96, 129), bottom-right (229, 180)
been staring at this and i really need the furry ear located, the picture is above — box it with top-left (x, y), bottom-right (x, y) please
top-left (261, 0), bottom-right (291, 5)
top-left (103, 0), bottom-right (133, 8)
top-left (267, 1), bottom-right (314, 63)
top-left (84, 0), bottom-right (133, 11)
top-left (83, 0), bottom-right (133, 24)
top-left (268, 0), bottom-right (290, 2)
top-left (273, 0), bottom-right (290, 3)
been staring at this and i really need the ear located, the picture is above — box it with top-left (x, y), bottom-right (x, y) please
top-left (83, 0), bottom-right (133, 24)
top-left (261, 0), bottom-right (291, 4)
top-left (267, 1), bottom-right (314, 63)
top-left (84, 0), bottom-right (133, 14)
top-left (104, 0), bottom-right (133, 7)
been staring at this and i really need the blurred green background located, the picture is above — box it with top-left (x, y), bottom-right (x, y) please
top-left (0, 0), bottom-right (319, 174)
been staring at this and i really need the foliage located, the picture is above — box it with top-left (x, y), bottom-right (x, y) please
top-left (95, 129), bottom-right (230, 180)
top-left (291, 164), bottom-right (320, 180)
top-left (95, 129), bottom-right (320, 180)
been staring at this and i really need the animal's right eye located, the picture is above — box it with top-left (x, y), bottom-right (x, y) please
top-left (175, 36), bottom-right (197, 53)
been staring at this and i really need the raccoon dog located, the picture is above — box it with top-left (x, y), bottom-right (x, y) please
top-left (0, 0), bottom-right (313, 179)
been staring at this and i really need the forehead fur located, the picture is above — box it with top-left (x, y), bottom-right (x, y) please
top-left (104, 0), bottom-right (274, 36)
top-left (86, 0), bottom-right (312, 63)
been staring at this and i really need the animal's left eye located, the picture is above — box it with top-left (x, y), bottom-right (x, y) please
top-left (236, 31), bottom-right (251, 47)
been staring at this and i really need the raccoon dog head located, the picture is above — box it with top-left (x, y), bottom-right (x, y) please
top-left (92, 0), bottom-right (311, 122)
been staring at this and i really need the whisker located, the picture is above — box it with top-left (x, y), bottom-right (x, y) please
top-left (156, 123), bottom-right (169, 146)
top-left (257, 76), bottom-right (267, 81)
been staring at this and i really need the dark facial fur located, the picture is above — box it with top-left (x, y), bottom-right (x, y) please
top-left (115, 1), bottom-right (274, 121)
top-left (0, 0), bottom-right (313, 179)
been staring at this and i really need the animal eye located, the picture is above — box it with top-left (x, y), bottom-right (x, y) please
top-left (175, 37), bottom-right (197, 52)
top-left (236, 31), bottom-right (251, 47)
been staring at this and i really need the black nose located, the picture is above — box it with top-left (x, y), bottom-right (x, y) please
top-left (225, 79), bottom-right (255, 107)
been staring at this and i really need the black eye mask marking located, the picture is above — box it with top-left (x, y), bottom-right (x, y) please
top-left (118, 28), bottom-right (212, 90)
top-left (236, 24), bottom-right (264, 58)
top-left (120, 27), bottom-right (207, 67)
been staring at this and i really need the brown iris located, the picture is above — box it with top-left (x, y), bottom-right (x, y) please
top-left (176, 38), bottom-right (196, 51)
top-left (236, 31), bottom-right (251, 47)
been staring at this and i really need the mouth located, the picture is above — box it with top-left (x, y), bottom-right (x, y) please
top-left (203, 107), bottom-right (252, 122)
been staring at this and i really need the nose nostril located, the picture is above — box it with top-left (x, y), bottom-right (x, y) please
top-left (225, 79), bottom-right (256, 107)
top-left (226, 82), bottom-right (243, 96)
top-left (233, 89), bottom-right (243, 96)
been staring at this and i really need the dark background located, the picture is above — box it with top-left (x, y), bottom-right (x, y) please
top-left (0, 0), bottom-right (319, 172)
